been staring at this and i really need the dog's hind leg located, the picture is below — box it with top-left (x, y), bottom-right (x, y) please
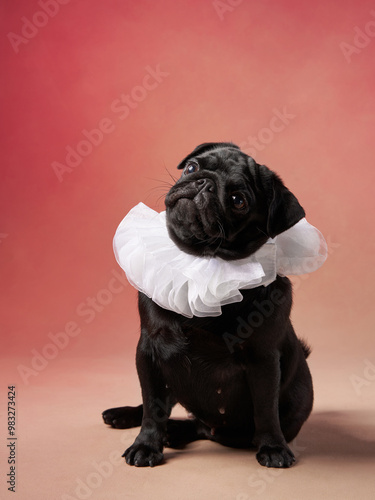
top-left (102, 405), bottom-right (143, 429)
top-left (165, 419), bottom-right (256, 449)
top-left (165, 418), bottom-right (212, 448)
top-left (279, 361), bottom-right (314, 443)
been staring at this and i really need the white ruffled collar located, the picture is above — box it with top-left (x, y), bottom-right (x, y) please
top-left (113, 203), bottom-right (327, 318)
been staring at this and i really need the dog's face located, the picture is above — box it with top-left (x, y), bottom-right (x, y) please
top-left (165, 143), bottom-right (305, 260)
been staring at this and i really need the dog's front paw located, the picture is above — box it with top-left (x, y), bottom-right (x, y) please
top-left (123, 441), bottom-right (164, 467)
top-left (256, 444), bottom-right (295, 468)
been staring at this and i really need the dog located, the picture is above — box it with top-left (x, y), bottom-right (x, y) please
top-left (103, 142), bottom-right (314, 468)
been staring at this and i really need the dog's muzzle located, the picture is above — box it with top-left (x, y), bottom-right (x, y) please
top-left (165, 178), bottom-right (216, 208)
top-left (165, 178), bottom-right (221, 242)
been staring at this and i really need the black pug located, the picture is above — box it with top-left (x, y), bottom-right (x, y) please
top-left (103, 142), bottom-right (313, 468)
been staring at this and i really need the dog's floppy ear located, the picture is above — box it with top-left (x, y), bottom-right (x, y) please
top-left (265, 172), bottom-right (305, 238)
top-left (177, 142), bottom-right (240, 169)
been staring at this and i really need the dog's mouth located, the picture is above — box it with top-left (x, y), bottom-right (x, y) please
top-left (167, 197), bottom-right (222, 241)
top-left (165, 183), bottom-right (224, 254)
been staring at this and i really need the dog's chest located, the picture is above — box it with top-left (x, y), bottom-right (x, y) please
top-left (147, 323), bottom-right (252, 426)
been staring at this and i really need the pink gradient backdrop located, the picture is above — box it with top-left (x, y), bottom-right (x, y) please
top-left (1, 0), bottom-right (375, 368)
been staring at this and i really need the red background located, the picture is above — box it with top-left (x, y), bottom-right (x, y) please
top-left (1, 0), bottom-right (374, 370)
top-left (1, 2), bottom-right (375, 499)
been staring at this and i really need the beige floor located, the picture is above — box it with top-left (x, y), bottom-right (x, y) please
top-left (1, 351), bottom-right (374, 500)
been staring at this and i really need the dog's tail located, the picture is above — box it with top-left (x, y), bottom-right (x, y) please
top-left (299, 339), bottom-right (312, 359)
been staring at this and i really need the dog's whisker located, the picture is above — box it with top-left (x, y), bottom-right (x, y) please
top-left (155, 193), bottom-right (168, 205)
top-left (146, 186), bottom-right (171, 196)
top-left (200, 220), bottom-right (226, 251)
top-left (147, 184), bottom-right (174, 194)
top-left (143, 177), bottom-right (175, 196)
top-left (256, 225), bottom-right (269, 238)
top-left (165, 167), bottom-right (178, 184)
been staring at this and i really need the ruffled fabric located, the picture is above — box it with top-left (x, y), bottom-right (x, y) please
top-left (113, 203), bottom-right (327, 318)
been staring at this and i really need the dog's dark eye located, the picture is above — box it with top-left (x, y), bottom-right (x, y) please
top-left (184, 161), bottom-right (199, 175)
top-left (231, 193), bottom-right (247, 210)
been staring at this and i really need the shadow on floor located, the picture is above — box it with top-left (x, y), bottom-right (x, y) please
top-left (295, 409), bottom-right (375, 460)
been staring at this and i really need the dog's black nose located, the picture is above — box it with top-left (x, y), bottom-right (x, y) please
top-left (195, 178), bottom-right (216, 194)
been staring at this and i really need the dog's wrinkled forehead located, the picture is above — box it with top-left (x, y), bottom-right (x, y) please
top-left (177, 144), bottom-right (253, 176)
top-left (196, 149), bottom-right (245, 170)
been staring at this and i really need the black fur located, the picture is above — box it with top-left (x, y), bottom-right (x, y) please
top-left (103, 143), bottom-right (313, 468)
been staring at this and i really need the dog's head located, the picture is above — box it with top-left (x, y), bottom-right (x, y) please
top-left (165, 142), bottom-right (305, 260)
